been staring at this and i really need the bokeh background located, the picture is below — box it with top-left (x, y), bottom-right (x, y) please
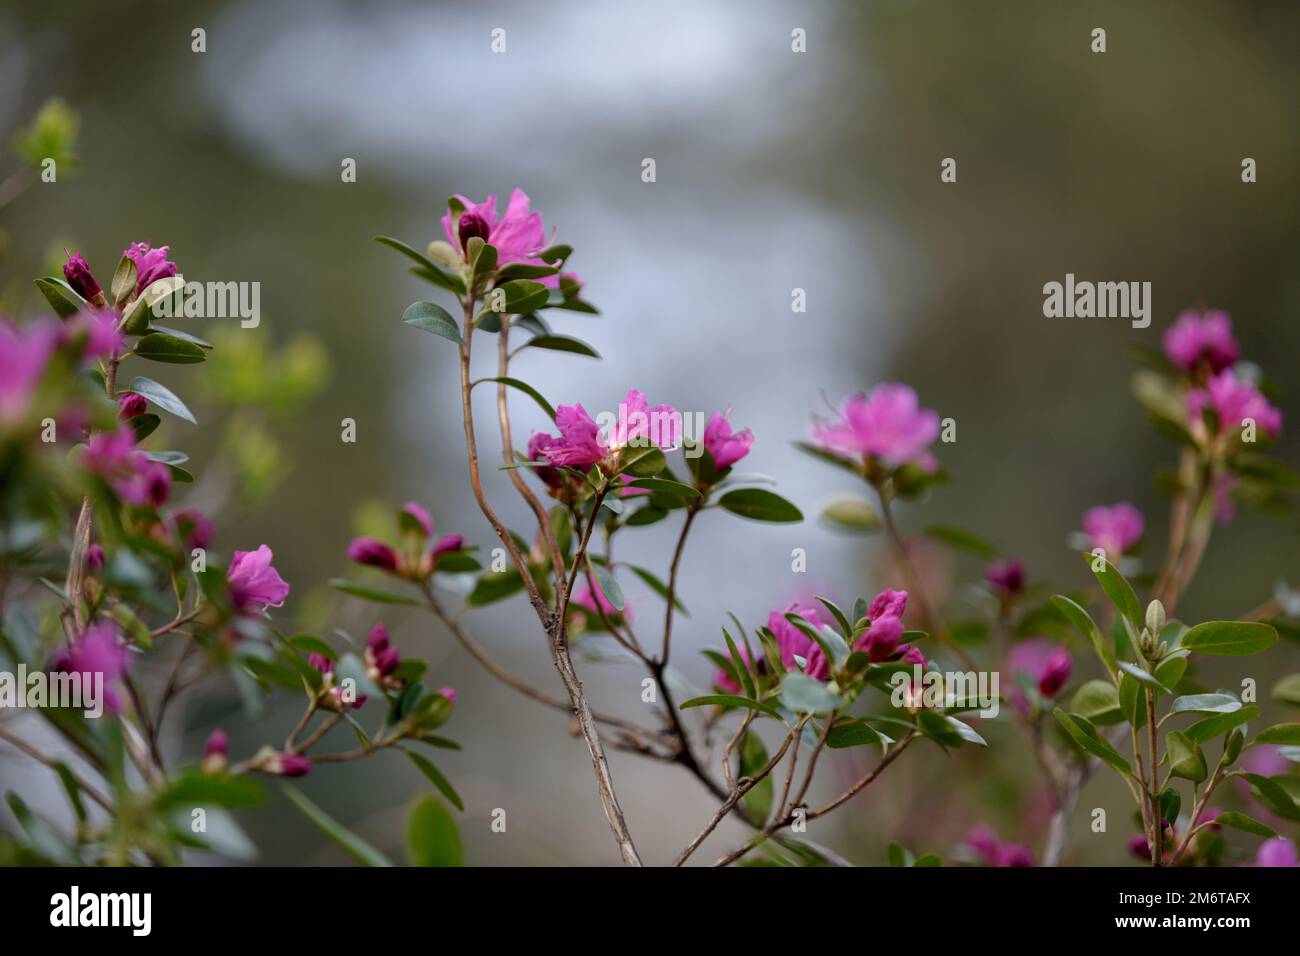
top-left (1, 0), bottom-right (1297, 865)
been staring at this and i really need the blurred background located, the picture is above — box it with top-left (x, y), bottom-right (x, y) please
top-left (1, 0), bottom-right (1296, 865)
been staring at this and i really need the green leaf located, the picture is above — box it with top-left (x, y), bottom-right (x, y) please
top-left (820, 497), bottom-right (880, 532)
top-left (127, 376), bottom-right (197, 424)
top-left (793, 441), bottom-right (863, 478)
top-left (146, 325), bottom-right (213, 349)
top-left (1167, 731), bottom-right (1208, 782)
top-left (496, 262), bottom-right (559, 280)
top-left (404, 750), bottom-right (464, 811)
top-left (328, 578), bottom-right (421, 607)
top-left (289, 635), bottom-right (337, 660)
top-left (405, 795), bottom-right (463, 867)
top-left (1070, 679), bottom-right (1123, 725)
top-left (739, 732), bottom-right (773, 821)
top-left (110, 255), bottom-right (137, 308)
top-left (1274, 674), bottom-right (1300, 706)
top-left (1083, 552), bottom-right (1143, 631)
top-left (155, 773), bottom-right (265, 811)
top-left (1255, 723), bottom-right (1300, 745)
top-left (1153, 650), bottom-right (1189, 690)
top-left (722, 627), bottom-right (756, 698)
top-left (484, 279), bottom-right (549, 317)
top-left (717, 488), bottom-right (803, 524)
top-left (780, 673), bottom-right (842, 714)
top-left (34, 277), bottom-right (86, 318)
top-left (1170, 693), bottom-right (1241, 715)
top-left (1116, 661), bottom-right (1170, 694)
top-left (134, 332), bottom-right (206, 364)
top-left (1118, 671), bottom-right (1147, 729)
top-left (680, 694), bottom-right (783, 720)
top-left (403, 301), bottom-right (464, 346)
top-left (923, 525), bottom-right (998, 559)
top-left (1234, 773), bottom-right (1300, 821)
top-left (283, 784), bottom-right (394, 866)
top-left (1052, 708), bottom-right (1133, 776)
top-left (127, 413), bottom-right (161, 442)
top-left (589, 562), bottom-right (624, 611)
top-left (826, 718), bottom-right (883, 749)
top-left (626, 477), bottom-right (700, 499)
top-left (1051, 595), bottom-right (1117, 676)
top-left (468, 568), bottom-right (525, 606)
top-left (518, 334), bottom-right (600, 358)
top-left (617, 444), bottom-right (666, 478)
top-left (374, 236), bottom-right (465, 294)
top-left (1213, 811), bottom-right (1277, 839)
top-left (815, 596), bottom-right (853, 640)
top-left (1185, 705), bottom-right (1258, 743)
top-left (480, 376), bottom-right (555, 420)
top-left (1181, 620), bottom-right (1279, 656)
top-left (466, 236), bottom-right (497, 284)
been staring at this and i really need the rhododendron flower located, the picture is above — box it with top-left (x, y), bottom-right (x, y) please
top-left (310, 651), bottom-right (366, 711)
top-left (1006, 639), bottom-right (1071, 713)
top-left (985, 558), bottom-right (1025, 598)
top-left (1081, 502), bottom-right (1144, 558)
top-left (263, 752), bottom-right (312, 777)
top-left (441, 189), bottom-right (559, 284)
top-left (123, 241), bottom-right (177, 294)
top-left (349, 503), bottom-right (464, 578)
top-left (856, 614), bottom-right (903, 662)
top-left (0, 318), bottom-right (58, 425)
top-left (1187, 369), bottom-right (1282, 439)
top-left (964, 826), bottom-right (1033, 867)
top-left (60, 308), bottom-right (124, 365)
top-left (51, 622), bottom-right (131, 714)
top-left (437, 686), bottom-right (457, 706)
top-left (114, 457), bottom-right (172, 508)
top-left (347, 536), bottom-right (400, 572)
top-left (63, 251), bottom-right (103, 303)
top-left (364, 622), bottom-right (404, 688)
top-left (538, 388), bottom-right (680, 473)
top-left (173, 508), bottom-right (214, 549)
top-left (702, 411), bottom-right (754, 470)
top-left (85, 544), bottom-right (105, 570)
top-left (573, 579), bottom-right (633, 624)
top-left (527, 433), bottom-right (567, 490)
top-left (117, 392), bottom-right (147, 419)
top-left (84, 425), bottom-right (138, 476)
top-left (1162, 309), bottom-right (1239, 375)
top-left (714, 647), bottom-right (754, 694)
top-left (812, 385), bottom-right (941, 472)
top-left (226, 545), bottom-right (289, 612)
top-left (768, 600), bottom-right (826, 675)
top-left (1255, 837), bottom-right (1298, 868)
top-left (868, 588), bottom-right (908, 621)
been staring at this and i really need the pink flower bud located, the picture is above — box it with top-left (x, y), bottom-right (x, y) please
top-left (202, 729), bottom-right (229, 775)
top-left (437, 686), bottom-right (457, 706)
top-left (1036, 647), bottom-right (1072, 698)
top-left (347, 536), bottom-right (399, 572)
top-left (63, 252), bottom-right (102, 302)
top-left (457, 211), bottom-right (491, 253)
top-left (267, 753), bottom-right (312, 777)
top-left (985, 558), bottom-right (1025, 597)
top-left (366, 622), bottom-right (390, 653)
top-left (117, 392), bottom-right (147, 419)
top-left (173, 508), bottom-right (214, 549)
top-left (308, 653), bottom-right (334, 676)
top-left (85, 544), bottom-right (105, 571)
top-left (374, 645), bottom-right (401, 677)
top-left (867, 588), bottom-right (908, 621)
top-left (858, 615), bottom-right (903, 662)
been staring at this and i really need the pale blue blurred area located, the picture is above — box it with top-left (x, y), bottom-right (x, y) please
top-left (0, 0), bottom-right (1296, 865)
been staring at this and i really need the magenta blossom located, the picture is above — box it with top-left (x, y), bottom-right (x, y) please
top-left (83, 425), bottom-right (138, 476)
top-left (1255, 837), bottom-right (1298, 868)
top-left (1187, 369), bottom-right (1282, 440)
top-left (855, 615), bottom-right (904, 662)
top-left (263, 752), bottom-right (312, 777)
top-left (986, 558), bottom-right (1025, 598)
top-left (714, 647), bottom-right (754, 694)
top-left (1006, 639), bottom-right (1070, 713)
top-left (60, 308), bottom-right (124, 366)
top-left (226, 545), bottom-right (290, 612)
top-left (812, 385), bottom-right (941, 472)
top-left (538, 388), bottom-right (681, 472)
top-left (437, 686), bottom-right (457, 706)
top-left (527, 433), bottom-right (567, 490)
top-left (202, 729), bottom-right (229, 774)
top-left (85, 544), bottom-right (105, 570)
top-left (702, 411), bottom-right (754, 470)
top-left (868, 588), bottom-right (908, 621)
top-left (1081, 502), bottom-right (1144, 559)
top-left (117, 392), bottom-right (147, 419)
top-left (63, 252), bottom-right (104, 303)
top-left (964, 826), bottom-right (1034, 867)
top-left (0, 318), bottom-right (58, 426)
top-left (768, 601), bottom-right (827, 678)
top-left (173, 508), bottom-right (214, 549)
top-left (52, 622), bottom-right (131, 714)
top-left (441, 188), bottom-right (559, 284)
top-left (1163, 309), bottom-right (1239, 375)
top-left (347, 536), bottom-right (400, 572)
top-left (364, 622), bottom-right (404, 688)
top-left (123, 241), bottom-right (177, 294)
top-left (115, 456), bottom-right (172, 508)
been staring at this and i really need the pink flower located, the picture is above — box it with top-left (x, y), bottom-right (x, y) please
top-left (1255, 837), bottom-right (1298, 868)
top-left (114, 457), bottom-right (172, 508)
top-left (1187, 369), bottom-right (1282, 439)
top-left (812, 385), bottom-right (941, 472)
top-left (985, 558), bottom-right (1025, 597)
top-left (264, 752), bottom-right (312, 777)
top-left (347, 536), bottom-right (400, 572)
top-left (1082, 502), bottom-right (1144, 558)
top-left (117, 392), bottom-right (147, 419)
top-left (401, 501), bottom-right (433, 537)
top-left (364, 622), bottom-right (402, 685)
top-left (226, 545), bottom-right (289, 612)
top-left (52, 622), bottom-right (131, 714)
top-left (173, 508), bottom-right (214, 549)
top-left (538, 388), bottom-right (680, 472)
top-left (964, 826), bottom-right (1033, 867)
top-left (436, 686), bottom-right (457, 706)
top-left (85, 544), bottom-right (105, 570)
top-left (74, 309), bottom-right (124, 363)
top-left (573, 578), bottom-right (633, 624)
top-left (1006, 639), bottom-right (1069, 714)
top-left (202, 729), bottom-right (229, 774)
top-left (441, 188), bottom-right (559, 284)
top-left (123, 241), bottom-right (177, 294)
top-left (767, 601), bottom-right (825, 675)
top-left (702, 411), bottom-right (754, 470)
top-left (527, 433), bottom-right (567, 490)
top-left (84, 425), bottom-right (138, 476)
top-left (63, 252), bottom-right (103, 302)
top-left (0, 318), bottom-right (58, 425)
top-left (431, 533), bottom-right (464, 559)
top-left (868, 588), bottom-right (908, 621)
top-left (856, 615), bottom-right (904, 662)
top-left (1163, 309), bottom-right (1239, 375)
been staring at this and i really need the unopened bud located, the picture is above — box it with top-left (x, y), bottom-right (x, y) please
top-left (457, 211), bottom-right (491, 253)
top-left (1145, 600), bottom-right (1166, 636)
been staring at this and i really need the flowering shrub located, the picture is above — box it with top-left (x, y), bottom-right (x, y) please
top-left (2, 182), bottom-right (1297, 868)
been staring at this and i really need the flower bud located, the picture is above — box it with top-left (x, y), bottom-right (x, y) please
top-left (1036, 648), bottom-right (1072, 698)
top-left (85, 543), bottom-right (105, 571)
top-left (1145, 599), bottom-right (1166, 636)
top-left (265, 752), bottom-right (312, 777)
top-left (117, 391), bottom-right (148, 419)
top-left (347, 536), bottom-right (400, 573)
top-left (202, 729), bottom-right (229, 775)
top-left (63, 252), bottom-right (104, 304)
top-left (457, 211), bottom-right (491, 253)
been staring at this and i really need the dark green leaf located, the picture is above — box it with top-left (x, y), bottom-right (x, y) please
top-left (717, 488), bottom-right (803, 524)
top-left (403, 301), bottom-right (463, 346)
top-left (135, 332), bottom-right (206, 364)
top-left (1181, 620), bottom-right (1279, 656)
top-left (282, 784), bottom-right (394, 866)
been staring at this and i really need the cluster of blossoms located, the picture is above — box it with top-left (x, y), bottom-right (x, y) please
top-left (437, 188), bottom-right (579, 290)
top-left (964, 825), bottom-right (1034, 868)
top-left (347, 501), bottom-right (466, 579)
